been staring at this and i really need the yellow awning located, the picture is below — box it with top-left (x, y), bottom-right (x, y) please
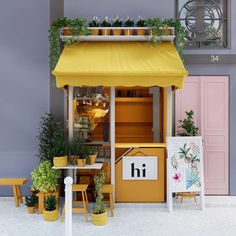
top-left (53, 42), bottom-right (188, 88)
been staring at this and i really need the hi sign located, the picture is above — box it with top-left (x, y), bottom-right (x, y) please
top-left (167, 137), bottom-right (205, 212)
top-left (123, 156), bottom-right (158, 180)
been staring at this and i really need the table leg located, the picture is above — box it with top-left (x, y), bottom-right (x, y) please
top-left (12, 186), bottom-right (19, 207)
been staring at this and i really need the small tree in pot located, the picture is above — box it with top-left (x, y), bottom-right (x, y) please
top-left (92, 171), bottom-right (107, 226)
top-left (52, 127), bottom-right (68, 167)
top-left (88, 146), bottom-right (98, 165)
top-left (77, 145), bottom-right (89, 167)
top-left (43, 196), bottom-right (58, 221)
top-left (25, 195), bottom-right (37, 214)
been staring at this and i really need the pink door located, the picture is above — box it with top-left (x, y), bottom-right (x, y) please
top-left (175, 76), bottom-right (229, 195)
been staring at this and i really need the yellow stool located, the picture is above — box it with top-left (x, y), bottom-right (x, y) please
top-left (62, 184), bottom-right (90, 222)
top-left (176, 192), bottom-right (197, 203)
top-left (102, 184), bottom-right (114, 217)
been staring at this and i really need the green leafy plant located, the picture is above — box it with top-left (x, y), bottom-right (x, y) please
top-left (89, 17), bottom-right (100, 27)
top-left (25, 195), bottom-right (37, 207)
top-left (100, 17), bottom-right (111, 27)
top-left (88, 146), bottom-right (97, 155)
top-left (111, 16), bottom-right (123, 27)
top-left (93, 171), bottom-right (106, 214)
top-left (49, 17), bottom-right (89, 70)
top-left (31, 161), bottom-right (61, 193)
top-left (136, 16), bottom-right (146, 27)
top-left (37, 113), bottom-right (61, 163)
top-left (177, 110), bottom-right (199, 136)
top-left (44, 196), bottom-right (57, 211)
top-left (51, 126), bottom-right (67, 157)
top-left (78, 145), bottom-right (90, 159)
top-left (124, 17), bottom-right (135, 27)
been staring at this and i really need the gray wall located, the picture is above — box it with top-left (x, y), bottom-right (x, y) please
top-left (0, 1), bottom-right (50, 196)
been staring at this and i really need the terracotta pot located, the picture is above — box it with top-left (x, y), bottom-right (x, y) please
top-left (77, 159), bottom-right (86, 167)
top-left (53, 156), bottom-right (68, 167)
top-left (27, 206), bottom-right (35, 214)
top-left (112, 28), bottom-right (121, 36)
top-left (137, 28), bottom-right (145, 36)
top-left (92, 212), bottom-right (107, 226)
top-left (160, 28), bottom-right (172, 35)
top-left (63, 28), bottom-right (72, 36)
top-left (89, 154), bottom-right (97, 165)
top-left (43, 209), bottom-right (59, 222)
top-left (90, 28), bottom-right (99, 36)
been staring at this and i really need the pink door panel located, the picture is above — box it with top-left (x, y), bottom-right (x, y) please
top-left (175, 76), bottom-right (229, 195)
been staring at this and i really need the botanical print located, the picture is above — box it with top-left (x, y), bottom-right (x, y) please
top-left (169, 138), bottom-right (202, 192)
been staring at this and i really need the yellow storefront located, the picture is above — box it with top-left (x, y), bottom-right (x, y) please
top-left (53, 41), bottom-right (188, 203)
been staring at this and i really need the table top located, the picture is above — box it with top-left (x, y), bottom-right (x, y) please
top-left (115, 143), bottom-right (166, 148)
top-left (52, 163), bottom-right (103, 170)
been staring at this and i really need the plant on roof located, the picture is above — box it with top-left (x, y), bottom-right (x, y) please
top-left (136, 16), bottom-right (146, 27)
top-left (111, 16), bottom-right (123, 27)
top-left (89, 17), bottom-right (101, 27)
top-left (31, 160), bottom-right (61, 193)
top-left (100, 17), bottom-right (111, 27)
top-left (124, 16), bottom-right (135, 27)
top-left (49, 17), bottom-right (89, 70)
top-left (177, 110), bottom-right (199, 136)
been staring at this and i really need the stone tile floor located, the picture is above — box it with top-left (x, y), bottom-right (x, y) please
top-left (0, 196), bottom-right (236, 236)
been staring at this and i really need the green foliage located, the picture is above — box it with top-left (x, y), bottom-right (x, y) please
top-left (124, 17), bottom-right (135, 27)
top-left (78, 145), bottom-right (90, 159)
top-left (136, 16), bottom-right (146, 27)
top-left (44, 196), bottom-right (57, 211)
top-left (25, 195), bottom-right (37, 207)
top-left (51, 126), bottom-right (67, 157)
top-left (49, 17), bottom-right (89, 70)
top-left (100, 17), bottom-right (111, 27)
top-left (31, 161), bottom-right (61, 193)
top-left (177, 110), bottom-right (199, 136)
top-left (93, 171), bottom-right (106, 214)
top-left (37, 113), bottom-right (60, 163)
top-left (89, 17), bottom-right (100, 27)
top-left (88, 146), bottom-right (97, 155)
top-left (145, 18), bottom-right (185, 60)
top-left (111, 16), bottom-right (123, 27)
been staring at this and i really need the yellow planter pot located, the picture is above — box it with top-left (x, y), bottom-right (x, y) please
top-left (43, 209), bottom-right (59, 222)
top-left (89, 154), bottom-right (97, 165)
top-left (92, 212), bottom-right (107, 226)
top-left (137, 29), bottom-right (145, 36)
top-left (112, 29), bottom-right (121, 36)
top-left (27, 206), bottom-right (35, 214)
top-left (77, 159), bottom-right (86, 167)
top-left (90, 29), bottom-right (99, 36)
top-left (53, 156), bottom-right (68, 167)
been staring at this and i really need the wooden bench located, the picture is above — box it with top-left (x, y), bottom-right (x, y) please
top-left (0, 178), bottom-right (28, 207)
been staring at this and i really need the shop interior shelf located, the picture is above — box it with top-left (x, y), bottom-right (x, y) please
top-left (115, 97), bottom-right (152, 102)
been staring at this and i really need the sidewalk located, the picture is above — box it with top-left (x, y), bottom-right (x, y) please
top-left (0, 196), bottom-right (236, 236)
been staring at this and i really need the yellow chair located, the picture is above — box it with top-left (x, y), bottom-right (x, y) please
top-left (102, 184), bottom-right (114, 217)
top-left (62, 184), bottom-right (90, 222)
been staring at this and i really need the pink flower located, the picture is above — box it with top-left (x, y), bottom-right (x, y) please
top-left (173, 173), bottom-right (181, 182)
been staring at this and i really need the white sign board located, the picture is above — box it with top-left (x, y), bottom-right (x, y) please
top-left (167, 137), bottom-right (205, 212)
top-left (123, 156), bottom-right (158, 180)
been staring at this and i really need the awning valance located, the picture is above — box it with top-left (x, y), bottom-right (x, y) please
top-left (52, 42), bottom-right (188, 88)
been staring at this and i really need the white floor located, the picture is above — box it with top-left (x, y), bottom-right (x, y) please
top-left (1, 197), bottom-right (236, 236)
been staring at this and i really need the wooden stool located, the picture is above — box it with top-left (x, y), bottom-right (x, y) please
top-left (62, 184), bottom-right (90, 222)
top-left (36, 185), bottom-right (60, 214)
top-left (176, 192), bottom-right (197, 203)
top-left (102, 184), bottom-right (114, 217)
top-left (0, 178), bottom-right (28, 207)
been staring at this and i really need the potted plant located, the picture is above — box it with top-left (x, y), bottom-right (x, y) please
top-left (124, 16), bottom-right (135, 35)
top-left (31, 161), bottom-right (61, 193)
top-left (92, 171), bottom-right (107, 226)
top-left (88, 146), bottom-right (98, 165)
top-left (69, 137), bottom-right (84, 165)
top-left (100, 17), bottom-right (111, 35)
top-left (77, 145), bottom-right (89, 167)
top-left (52, 127), bottom-right (68, 167)
top-left (111, 16), bottom-right (123, 35)
top-left (25, 195), bottom-right (37, 214)
top-left (136, 16), bottom-right (146, 36)
top-left (177, 110), bottom-right (198, 136)
top-left (43, 196), bottom-right (58, 222)
top-left (89, 16), bottom-right (100, 36)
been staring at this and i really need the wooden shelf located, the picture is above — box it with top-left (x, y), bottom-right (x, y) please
top-left (115, 97), bottom-right (152, 103)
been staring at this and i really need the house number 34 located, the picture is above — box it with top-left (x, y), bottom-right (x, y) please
top-left (210, 55), bottom-right (219, 62)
